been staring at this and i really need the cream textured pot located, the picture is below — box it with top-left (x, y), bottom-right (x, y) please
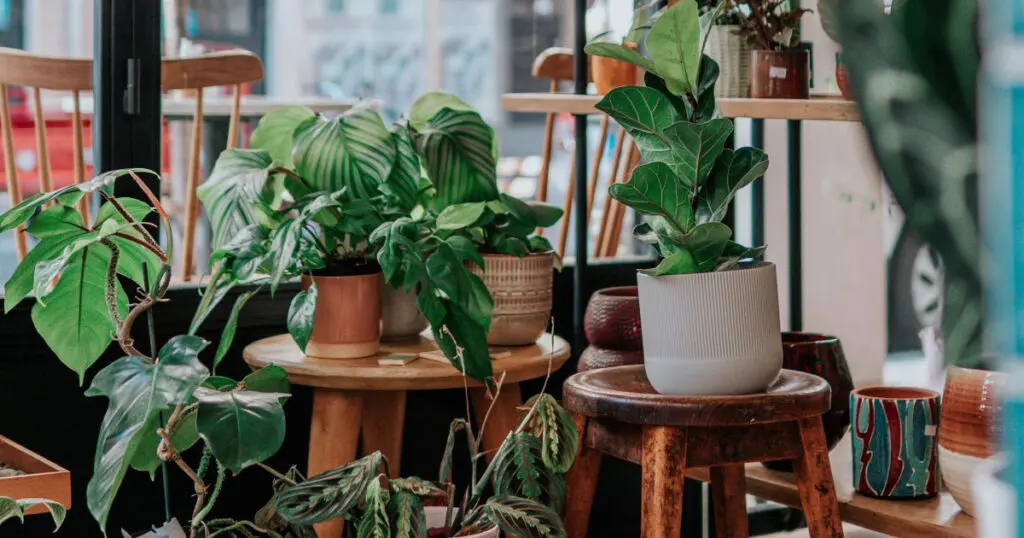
top-left (470, 253), bottom-right (553, 346)
top-left (705, 25), bottom-right (753, 98)
top-left (380, 281), bottom-right (428, 341)
top-left (636, 262), bottom-right (783, 395)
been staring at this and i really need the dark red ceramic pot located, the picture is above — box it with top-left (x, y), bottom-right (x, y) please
top-left (764, 332), bottom-right (854, 471)
top-left (583, 286), bottom-right (642, 351)
top-left (578, 347), bottom-right (644, 372)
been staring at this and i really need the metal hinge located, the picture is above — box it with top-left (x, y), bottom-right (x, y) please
top-left (123, 58), bottom-right (141, 115)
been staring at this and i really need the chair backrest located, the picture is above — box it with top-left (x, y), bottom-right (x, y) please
top-left (0, 48), bottom-right (92, 259)
top-left (161, 50), bottom-right (263, 281)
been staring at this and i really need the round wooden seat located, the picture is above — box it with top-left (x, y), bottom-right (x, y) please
top-left (564, 366), bottom-right (831, 427)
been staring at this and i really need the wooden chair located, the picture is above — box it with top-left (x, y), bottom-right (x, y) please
top-left (563, 366), bottom-right (844, 538)
top-left (161, 50), bottom-right (263, 281)
top-left (0, 48), bottom-right (92, 259)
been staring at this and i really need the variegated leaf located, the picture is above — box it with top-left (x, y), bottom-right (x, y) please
top-left (385, 121), bottom-right (422, 211)
top-left (277, 452), bottom-right (386, 525)
top-left (520, 394), bottom-right (579, 474)
top-left (414, 107), bottom-right (499, 209)
top-left (357, 476), bottom-right (391, 538)
top-left (198, 149), bottom-right (275, 250)
top-left (387, 491), bottom-right (426, 538)
top-left (483, 496), bottom-right (564, 538)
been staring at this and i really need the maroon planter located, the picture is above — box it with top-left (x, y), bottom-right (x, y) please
top-left (580, 286), bottom-right (643, 372)
top-left (764, 332), bottom-right (854, 471)
top-left (751, 49), bottom-right (810, 99)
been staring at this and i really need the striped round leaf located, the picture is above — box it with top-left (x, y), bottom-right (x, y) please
top-left (293, 105), bottom-right (395, 199)
top-left (198, 149), bottom-right (275, 250)
top-left (277, 452), bottom-right (386, 525)
top-left (483, 496), bottom-right (565, 538)
top-left (408, 91), bottom-right (499, 159)
top-left (413, 107), bottom-right (499, 209)
top-left (250, 106), bottom-right (316, 167)
top-left (386, 121), bottom-right (423, 212)
top-left (521, 394), bottom-right (579, 474)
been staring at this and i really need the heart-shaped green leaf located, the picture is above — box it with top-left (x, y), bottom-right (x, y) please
top-left (243, 364), bottom-right (291, 394)
top-left (194, 386), bottom-right (289, 473)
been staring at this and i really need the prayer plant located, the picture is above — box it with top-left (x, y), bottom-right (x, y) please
top-left (270, 369), bottom-right (577, 538)
top-left (200, 94), bottom-right (562, 383)
top-left (587, 0), bottom-right (770, 276)
top-left (0, 171), bottom-right (302, 537)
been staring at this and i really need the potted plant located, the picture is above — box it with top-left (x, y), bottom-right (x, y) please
top-left (403, 92), bottom-right (564, 348)
top-left (269, 371), bottom-right (578, 537)
top-left (584, 4), bottom-right (662, 95)
top-left (0, 170), bottom-right (301, 536)
top-left (701, 1), bottom-right (754, 97)
top-left (592, 0), bottom-right (776, 395)
top-left (732, 0), bottom-right (811, 99)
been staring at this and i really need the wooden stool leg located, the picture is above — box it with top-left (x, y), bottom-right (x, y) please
top-left (309, 388), bottom-right (364, 538)
top-left (469, 382), bottom-right (523, 461)
top-left (360, 390), bottom-right (407, 477)
top-left (641, 426), bottom-right (688, 538)
top-left (564, 413), bottom-right (602, 538)
top-left (793, 417), bottom-right (844, 538)
top-left (710, 465), bottom-right (749, 538)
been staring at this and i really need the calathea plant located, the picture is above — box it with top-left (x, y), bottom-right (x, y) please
top-left (588, 0), bottom-right (769, 275)
top-left (269, 363), bottom-right (578, 537)
top-left (0, 171), bottom-right (302, 537)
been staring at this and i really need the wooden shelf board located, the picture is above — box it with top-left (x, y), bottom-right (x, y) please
top-left (501, 92), bottom-right (860, 122)
top-left (687, 434), bottom-right (974, 538)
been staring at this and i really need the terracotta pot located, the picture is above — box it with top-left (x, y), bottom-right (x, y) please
top-left (704, 25), bottom-right (753, 97)
top-left (470, 253), bottom-right (553, 346)
top-left (764, 333), bottom-right (854, 471)
top-left (578, 347), bottom-right (644, 372)
top-left (306, 270), bottom-right (382, 360)
top-left (584, 286), bottom-right (642, 351)
top-left (381, 282), bottom-right (428, 341)
top-left (938, 366), bottom-right (1005, 515)
top-left (591, 43), bottom-right (638, 95)
top-left (850, 386), bottom-right (941, 499)
top-left (637, 262), bottom-right (782, 395)
top-left (835, 51), bottom-right (853, 100)
top-left (750, 49), bottom-right (810, 99)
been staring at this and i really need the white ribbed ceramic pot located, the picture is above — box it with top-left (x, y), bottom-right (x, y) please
top-left (380, 281), bottom-right (428, 340)
top-left (636, 262), bottom-right (783, 395)
top-left (705, 25), bottom-right (753, 98)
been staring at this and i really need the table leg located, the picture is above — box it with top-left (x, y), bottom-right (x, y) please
top-left (469, 382), bottom-right (523, 459)
top-left (793, 417), bottom-right (843, 538)
top-left (564, 413), bottom-right (601, 538)
top-left (309, 388), bottom-right (364, 538)
top-left (710, 465), bottom-right (748, 538)
top-left (360, 390), bottom-right (407, 477)
top-left (641, 426), bottom-right (688, 538)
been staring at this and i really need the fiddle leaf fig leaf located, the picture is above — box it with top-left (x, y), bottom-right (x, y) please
top-left (680, 222), bottom-right (732, 271)
top-left (483, 496), bottom-right (565, 538)
top-left (293, 104), bottom-right (395, 199)
top-left (661, 119), bottom-right (733, 189)
top-left (198, 149), bottom-right (275, 250)
top-left (696, 148), bottom-right (769, 223)
top-left (276, 452), bottom-right (386, 525)
top-left (595, 86), bottom-right (684, 139)
top-left (646, 0), bottom-right (701, 93)
top-left (84, 336), bottom-right (209, 532)
top-left (644, 249), bottom-right (698, 276)
top-left (250, 106), bottom-right (316, 167)
top-left (608, 162), bottom-right (692, 232)
top-left (584, 41), bottom-right (656, 74)
top-left (287, 283), bottom-right (318, 352)
top-left (414, 107), bottom-right (499, 209)
top-left (194, 386), bottom-right (289, 473)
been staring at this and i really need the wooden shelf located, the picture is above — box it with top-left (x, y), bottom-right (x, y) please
top-left (501, 92), bottom-right (860, 122)
top-left (0, 435), bottom-right (71, 515)
top-left (687, 434), bottom-right (974, 538)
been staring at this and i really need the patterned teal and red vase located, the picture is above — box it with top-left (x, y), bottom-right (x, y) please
top-left (764, 333), bottom-right (854, 471)
top-left (851, 386), bottom-right (941, 499)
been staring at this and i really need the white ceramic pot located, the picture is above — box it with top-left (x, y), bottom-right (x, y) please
top-left (704, 25), bottom-right (753, 98)
top-left (636, 262), bottom-right (783, 395)
top-left (972, 456), bottom-right (1014, 538)
top-left (424, 507), bottom-right (499, 538)
top-left (381, 282), bottom-right (428, 341)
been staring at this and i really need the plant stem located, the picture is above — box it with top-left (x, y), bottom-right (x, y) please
top-left (256, 462), bottom-right (297, 486)
top-left (193, 458), bottom-right (225, 527)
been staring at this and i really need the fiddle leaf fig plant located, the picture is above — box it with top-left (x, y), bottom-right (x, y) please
top-left (0, 170), bottom-right (301, 537)
top-left (590, 0), bottom-right (769, 276)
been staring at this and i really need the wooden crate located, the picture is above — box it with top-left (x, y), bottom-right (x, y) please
top-left (0, 435), bottom-right (71, 515)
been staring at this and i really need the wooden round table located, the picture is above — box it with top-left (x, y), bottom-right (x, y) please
top-left (244, 333), bottom-right (570, 536)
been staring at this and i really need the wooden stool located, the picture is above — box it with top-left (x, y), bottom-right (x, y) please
top-left (562, 366), bottom-right (843, 538)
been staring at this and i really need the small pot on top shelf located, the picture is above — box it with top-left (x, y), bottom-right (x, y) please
top-left (305, 259), bottom-right (383, 360)
top-left (734, 1), bottom-right (812, 99)
top-left (592, 43), bottom-right (639, 95)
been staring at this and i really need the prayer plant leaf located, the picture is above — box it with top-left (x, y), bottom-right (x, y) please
top-left (483, 496), bottom-right (565, 538)
top-left (387, 491), bottom-right (426, 538)
top-left (521, 394), bottom-right (579, 474)
top-left (276, 452), bottom-right (386, 525)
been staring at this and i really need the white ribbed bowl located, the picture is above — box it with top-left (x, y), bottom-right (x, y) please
top-left (636, 262), bottom-right (783, 395)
